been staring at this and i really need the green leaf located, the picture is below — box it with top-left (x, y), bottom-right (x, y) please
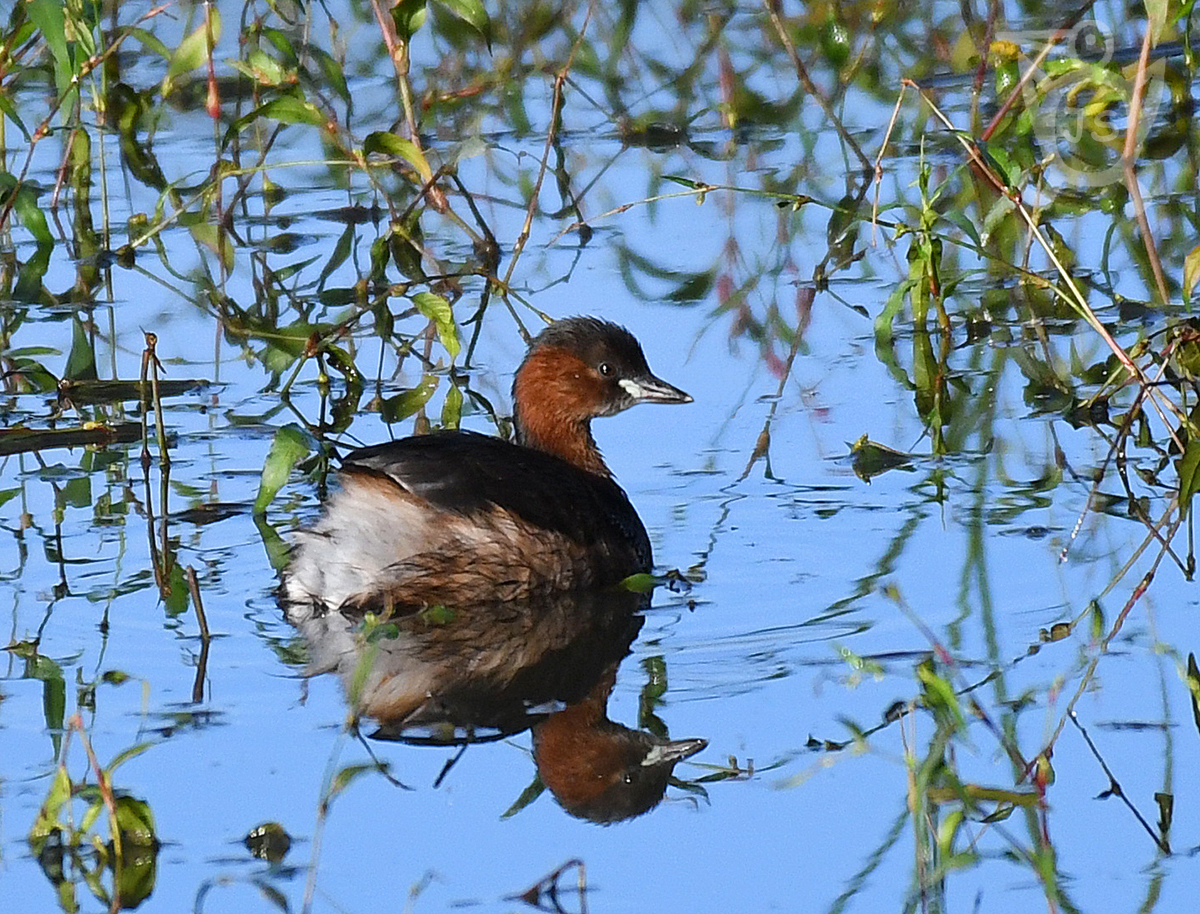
top-left (364, 621), bottom-right (401, 642)
top-left (0, 92), bottom-right (30, 142)
top-left (26, 0), bottom-right (71, 91)
top-left (434, 0), bottom-right (492, 45)
top-left (873, 277), bottom-right (915, 349)
top-left (0, 171), bottom-right (53, 246)
top-left (229, 49), bottom-right (289, 87)
top-left (260, 27), bottom-right (300, 67)
top-left (662, 174), bottom-right (702, 189)
top-left (163, 9), bottom-right (221, 96)
top-left (28, 765), bottom-right (72, 843)
top-left (440, 382), bottom-right (463, 429)
top-left (309, 47), bottom-right (350, 103)
top-left (917, 660), bottom-right (965, 733)
top-left (328, 763), bottom-right (378, 801)
top-left (107, 742), bottom-right (154, 772)
top-left (223, 95), bottom-right (326, 147)
top-left (1176, 437), bottom-right (1200, 518)
top-left (412, 291), bottom-right (460, 359)
top-left (254, 424), bottom-right (313, 514)
top-left (939, 210), bottom-right (982, 249)
top-left (257, 95), bottom-right (326, 127)
top-left (418, 604), bottom-right (455, 625)
top-left (391, 0), bottom-right (428, 42)
top-left (1184, 244), bottom-right (1200, 302)
top-left (619, 573), bottom-right (657, 593)
top-left (1146, 0), bottom-right (1169, 45)
top-left (363, 131), bottom-right (434, 182)
top-left (126, 26), bottom-right (171, 60)
top-left (79, 792), bottom-right (104, 832)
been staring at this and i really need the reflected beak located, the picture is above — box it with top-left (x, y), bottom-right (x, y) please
top-left (640, 737), bottom-right (708, 767)
top-left (619, 375), bottom-right (693, 405)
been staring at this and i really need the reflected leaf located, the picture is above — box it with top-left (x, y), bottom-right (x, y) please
top-left (64, 316), bottom-right (97, 381)
top-left (1155, 791), bottom-right (1173, 835)
top-left (666, 269), bottom-right (715, 303)
top-left (113, 796), bottom-right (157, 846)
top-left (57, 377), bottom-right (209, 405)
top-left (850, 434), bottom-right (913, 482)
top-left (0, 171), bottom-right (53, 246)
top-left (254, 424), bottom-right (315, 514)
top-left (245, 821), bottom-right (292, 863)
top-left (502, 777), bottom-right (546, 819)
top-left (318, 221), bottom-right (355, 288)
top-left (1187, 653), bottom-right (1200, 737)
top-left (164, 561), bottom-right (189, 616)
top-left (60, 476), bottom-right (91, 509)
top-left (4, 356), bottom-right (58, 392)
top-left (328, 763), bottom-right (379, 801)
top-left (255, 514), bottom-right (292, 574)
top-left (189, 222), bottom-right (235, 272)
top-left (15, 242), bottom-right (52, 299)
top-left (162, 9), bottom-right (221, 96)
top-left (381, 376), bottom-right (439, 423)
top-left (926, 784), bottom-right (1040, 806)
top-left (0, 423), bottom-right (143, 457)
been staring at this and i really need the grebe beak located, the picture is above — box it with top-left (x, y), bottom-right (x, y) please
top-left (618, 374), bottom-right (693, 405)
top-left (640, 737), bottom-right (708, 767)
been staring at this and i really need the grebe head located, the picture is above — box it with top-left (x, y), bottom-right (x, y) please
top-left (512, 317), bottom-right (691, 475)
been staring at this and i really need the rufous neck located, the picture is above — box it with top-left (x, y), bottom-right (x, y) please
top-left (513, 348), bottom-right (612, 477)
top-left (516, 413), bottom-right (610, 477)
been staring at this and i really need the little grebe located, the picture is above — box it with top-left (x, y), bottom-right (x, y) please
top-left (284, 317), bottom-right (691, 612)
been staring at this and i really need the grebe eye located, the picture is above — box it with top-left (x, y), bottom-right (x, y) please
top-left (598, 361), bottom-right (613, 377)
